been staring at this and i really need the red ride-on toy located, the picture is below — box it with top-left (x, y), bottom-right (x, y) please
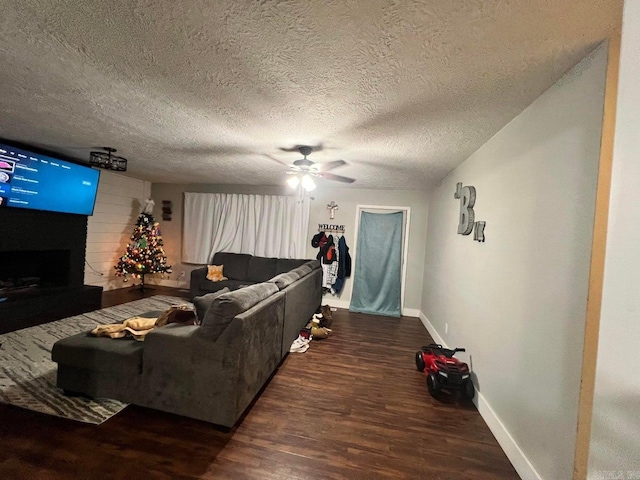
top-left (415, 344), bottom-right (475, 399)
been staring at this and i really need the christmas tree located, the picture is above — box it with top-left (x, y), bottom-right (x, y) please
top-left (114, 199), bottom-right (172, 290)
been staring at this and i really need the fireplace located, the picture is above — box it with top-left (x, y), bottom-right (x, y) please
top-left (0, 207), bottom-right (102, 333)
top-left (0, 250), bottom-right (72, 299)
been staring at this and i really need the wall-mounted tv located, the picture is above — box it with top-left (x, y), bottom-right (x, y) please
top-left (0, 143), bottom-right (100, 216)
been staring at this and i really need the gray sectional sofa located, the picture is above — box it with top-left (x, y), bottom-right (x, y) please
top-left (52, 254), bottom-right (322, 428)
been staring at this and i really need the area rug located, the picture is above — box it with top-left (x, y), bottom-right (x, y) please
top-left (0, 295), bottom-right (187, 425)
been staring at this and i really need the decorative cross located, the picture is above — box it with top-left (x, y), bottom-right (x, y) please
top-left (327, 201), bottom-right (339, 220)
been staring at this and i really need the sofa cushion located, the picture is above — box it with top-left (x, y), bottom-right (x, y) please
top-left (192, 287), bottom-right (230, 324)
top-left (275, 258), bottom-right (308, 275)
top-left (199, 279), bottom-right (255, 294)
top-left (247, 256), bottom-right (278, 282)
top-left (290, 264), bottom-right (313, 278)
top-left (211, 252), bottom-right (252, 280)
top-left (200, 282), bottom-right (279, 340)
top-left (52, 332), bottom-right (143, 374)
top-left (268, 271), bottom-right (301, 290)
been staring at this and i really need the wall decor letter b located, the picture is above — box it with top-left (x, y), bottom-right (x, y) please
top-left (454, 182), bottom-right (476, 235)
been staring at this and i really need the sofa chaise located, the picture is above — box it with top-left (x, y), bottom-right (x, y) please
top-left (52, 254), bottom-right (322, 427)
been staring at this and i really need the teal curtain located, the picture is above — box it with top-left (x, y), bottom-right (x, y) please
top-left (349, 211), bottom-right (403, 317)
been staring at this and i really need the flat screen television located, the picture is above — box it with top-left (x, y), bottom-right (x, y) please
top-left (0, 143), bottom-right (100, 215)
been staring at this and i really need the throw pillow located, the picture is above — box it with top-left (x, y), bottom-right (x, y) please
top-left (206, 264), bottom-right (228, 282)
top-left (193, 287), bottom-right (230, 324)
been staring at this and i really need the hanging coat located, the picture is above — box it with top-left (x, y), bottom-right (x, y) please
top-left (320, 235), bottom-right (338, 288)
top-left (332, 235), bottom-right (351, 294)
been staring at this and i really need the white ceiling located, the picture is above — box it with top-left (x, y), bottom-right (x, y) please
top-left (0, 0), bottom-right (621, 190)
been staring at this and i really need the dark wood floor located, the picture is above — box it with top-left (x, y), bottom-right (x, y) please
top-left (0, 286), bottom-right (519, 479)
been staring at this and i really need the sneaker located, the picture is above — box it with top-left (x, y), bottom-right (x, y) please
top-left (290, 335), bottom-right (311, 349)
top-left (299, 328), bottom-right (312, 340)
top-left (289, 343), bottom-right (310, 353)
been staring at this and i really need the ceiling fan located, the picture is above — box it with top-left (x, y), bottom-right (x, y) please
top-left (285, 146), bottom-right (355, 191)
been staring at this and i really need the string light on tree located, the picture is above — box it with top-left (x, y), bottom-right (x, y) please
top-left (114, 199), bottom-right (172, 291)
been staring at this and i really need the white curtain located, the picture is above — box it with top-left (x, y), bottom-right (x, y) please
top-left (182, 193), bottom-right (310, 264)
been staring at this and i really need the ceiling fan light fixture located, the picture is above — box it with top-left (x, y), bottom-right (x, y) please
top-left (287, 176), bottom-right (300, 189)
top-left (282, 144), bottom-right (354, 190)
top-left (301, 174), bottom-right (316, 192)
top-left (90, 147), bottom-right (127, 171)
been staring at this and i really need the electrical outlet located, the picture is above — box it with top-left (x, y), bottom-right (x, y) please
top-left (445, 323), bottom-right (448, 334)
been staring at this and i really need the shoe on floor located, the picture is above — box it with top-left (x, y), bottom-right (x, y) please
top-left (289, 343), bottom-right (310, 353)
top-left (311, 326), bottom-right (331, 339)
top-left (290, 335), bottom-right (311, 349)
top-left (319, 305), bottom-right (332, 327)
top-left (321, 305), bottom-right (332, 320)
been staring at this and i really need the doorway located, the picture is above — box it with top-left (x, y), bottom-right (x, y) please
top-left (349, 205), bottom-right (411, 317)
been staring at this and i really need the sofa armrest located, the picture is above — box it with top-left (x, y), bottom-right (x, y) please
top-left (280, 267), bottom-right (322, 359)
top-left (141, 323), bottom-right (240, 426)
top-left (190, 267), bottom-right (208, 300)
top-left (140, 290), bottom-right (286, 428)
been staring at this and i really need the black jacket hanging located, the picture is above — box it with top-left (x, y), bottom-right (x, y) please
top-left (333, 236), bottom-right (351, 293)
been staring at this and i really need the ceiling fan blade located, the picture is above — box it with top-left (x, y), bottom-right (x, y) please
top-left (263, 154), bottom-right (288, 166)
top-left (279, 144), bottom-right (324, 153)
top-left (317, 159), bottom-right (346, 172)
top-left (318, 172), bottom-right (356, 183)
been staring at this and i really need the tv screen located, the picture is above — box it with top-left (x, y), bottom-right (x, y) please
top-left (0, 143), bottom-right (100, 215)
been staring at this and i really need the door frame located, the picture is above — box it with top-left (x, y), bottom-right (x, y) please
top-left (352, 205), bottom-right (411, 315)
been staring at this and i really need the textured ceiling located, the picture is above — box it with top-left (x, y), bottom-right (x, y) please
top-left (0, 0), bottom-right (621, 189)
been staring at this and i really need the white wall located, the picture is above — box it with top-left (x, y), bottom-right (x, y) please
top-left (85, 170), bottom-right (151, 290)
top-left (150, 183), bottom-right (429, 312)
top-left (588, 2), bottom-right (640, 476)
top-left (421, 45), bottom-right (607, 480)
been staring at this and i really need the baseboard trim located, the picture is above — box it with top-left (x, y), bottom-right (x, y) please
top-left (418, 311), bottom-right (542, 480)
top-left (418, 311), bottom-right (445, 345)
top-left (403, 308), bottom-right (420, 318)
top-left (324, 299), bottom-right (350, 310)
top-left (323, 299), bottom-right (419, 318)
top-left (475, 391), bottom-right (542, 480)
top-left (151, 278), bottom-right (189, 290)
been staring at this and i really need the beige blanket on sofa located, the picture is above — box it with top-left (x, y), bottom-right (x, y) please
top-left (90, 305), bottom-right (195, 341)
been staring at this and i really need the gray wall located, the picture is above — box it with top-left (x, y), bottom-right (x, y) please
top-left (151, 183), bottom-right (429, 312)
top-left (420, 45), bottom-right (607, 479)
